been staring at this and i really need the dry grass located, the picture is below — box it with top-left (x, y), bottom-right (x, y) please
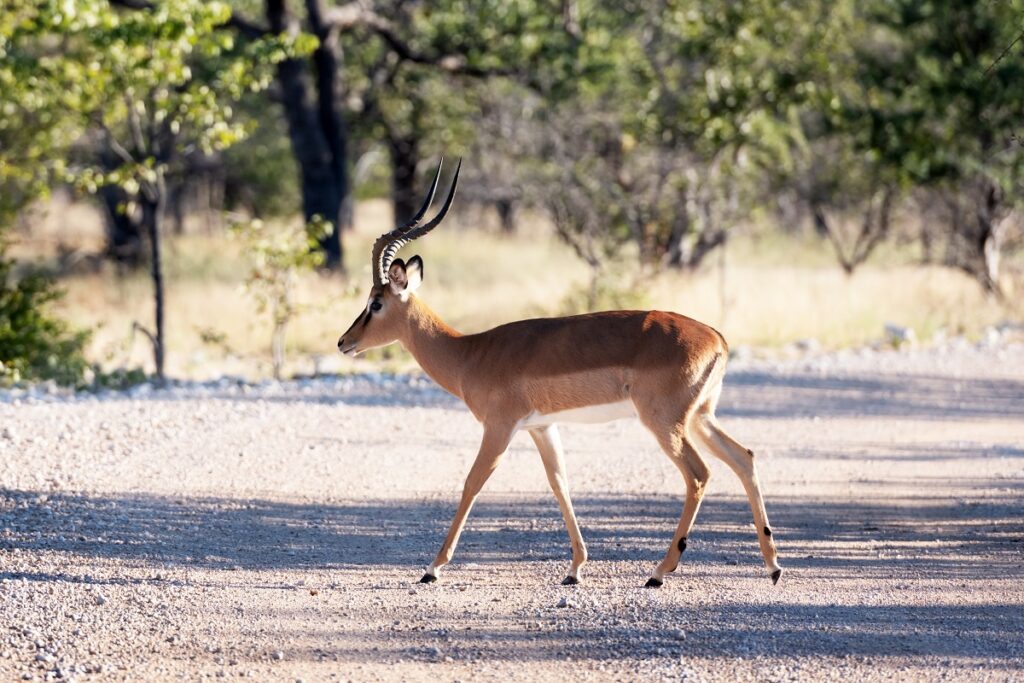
top-left (11, 198), bottom-right (1023, 379)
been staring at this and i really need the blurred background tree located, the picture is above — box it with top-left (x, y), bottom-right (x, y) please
top-left (3, 0), bottom-right (310, 381)
top-left (844, 0), bottom-right (1024, 295)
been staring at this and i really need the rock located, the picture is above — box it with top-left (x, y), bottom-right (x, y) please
top-left (730, 345), bottom-right (754, 362)
top-left (794, 338), bottom-right (821, 353)
top-left (980, 327), bottom-right (1002, 348)
top-left (673, 629), bottom-right (687, 640)
top-left (884, 323), bottom-right (916, 348)
top-left (556, 597), bottom-right (576, 609)
top-left (271, 651), bottom-right (284, 661)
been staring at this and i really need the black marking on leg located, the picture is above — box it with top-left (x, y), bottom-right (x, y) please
top-left (746, 448), bottom-right (754, 457)
top-left (763, 526), bottom-right (772, 537)
top-left (677, 536), bottom-right (687, 552)
top-left (561, 576), bottom-right (579, 586)
top-left (644, 577), bottom-right (663, 588)
top-left (770, 568), bottom-right (782, 585)
top-left (418, 573), bottom-right (437, 584)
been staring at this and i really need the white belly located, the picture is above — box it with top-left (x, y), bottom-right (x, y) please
top-left (515, 399), bottom-right (637, 430)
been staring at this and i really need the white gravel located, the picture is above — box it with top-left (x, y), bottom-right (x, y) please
top-left (1, 342), bottom-right (1023, 681)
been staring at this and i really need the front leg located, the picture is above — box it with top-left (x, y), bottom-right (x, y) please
top-left (420, 422), bottom-right (515, 583)
top-left (529, 425), bottom-right (588, 585)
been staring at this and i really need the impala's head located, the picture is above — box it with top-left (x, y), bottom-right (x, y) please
top-left (337, 159), bottom-right (460, 357)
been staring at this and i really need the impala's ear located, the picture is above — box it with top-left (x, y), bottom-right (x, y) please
top-left (387, 258), bottom-right (407, 294)
top-left (388, 257), bottom-right (422, 298)
top-left (405, 255), bottom-right (423, 292)
top-left (391, 254), bottom-right (423, 296)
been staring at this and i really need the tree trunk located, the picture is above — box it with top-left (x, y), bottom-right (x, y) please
top-left (99, 184), bottom-right (145, 268)
top-left (495, 198), bottom-right (517, 234)
top-left (267, 0), bottom-right (346, 270)
top-left (168, 179), bottom-right (186, 235)
top-left (663, 203), bottom-right (690, 268)
top-left (100, 147), bottom-right (145, 268)
top-left (945, 182), bottom-right (1006, 296)
top-left (976, 182), bottom-right (1005, 295)
top-left (388, 134), bottom-right (420, 224)
top-left (143, 169), bottom-right (168, 383)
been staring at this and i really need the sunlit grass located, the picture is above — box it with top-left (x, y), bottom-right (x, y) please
top-left (14, 198), bottom-right (1023, 379)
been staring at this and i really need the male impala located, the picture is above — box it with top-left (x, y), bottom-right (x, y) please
top-left (338, 159), bottom-right (782, 587)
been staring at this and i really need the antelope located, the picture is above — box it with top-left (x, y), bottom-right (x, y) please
top-left (337, 159), bottom-right (782, 587)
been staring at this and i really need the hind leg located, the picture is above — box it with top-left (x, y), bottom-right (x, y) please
top-left (693, 408), bottom-right (783, 583)
top-left (647, 430), bottom-right (711, 587)
top-left (634, 404), bottom-right (711, 587)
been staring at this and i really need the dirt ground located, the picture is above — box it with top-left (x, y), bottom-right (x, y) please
top-left (1, 344), bottom-right (1023, 682)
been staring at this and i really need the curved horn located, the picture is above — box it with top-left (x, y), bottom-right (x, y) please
top-left (379, 158), bottom-right (461, 279)
top-left (371, 159), bottom-right (445, 286)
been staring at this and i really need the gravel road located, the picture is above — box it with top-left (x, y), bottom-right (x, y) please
top-left (2, 343), bottom-right (1023, 682)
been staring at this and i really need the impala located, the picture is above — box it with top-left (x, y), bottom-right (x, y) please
top-left (337, 159), bottom-right (782, 587)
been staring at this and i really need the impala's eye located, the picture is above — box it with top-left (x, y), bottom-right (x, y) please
top-left (370, 300), bottom-right (383, 312)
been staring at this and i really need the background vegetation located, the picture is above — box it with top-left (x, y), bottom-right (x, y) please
top-left (1, 0), bottom-right (1022, 383)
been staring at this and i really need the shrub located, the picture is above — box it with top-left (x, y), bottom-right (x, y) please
top-left (0, 249), bottom-right (89, 387)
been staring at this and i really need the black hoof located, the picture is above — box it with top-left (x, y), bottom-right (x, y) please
top-left (644, 577), bottom-right (663, 588)
top-left (561, 575), bottom-right (579, 585)
top-left (419, 573), bottom-right (437, 584)
top-left (770, 568), bottom-right (783, 585)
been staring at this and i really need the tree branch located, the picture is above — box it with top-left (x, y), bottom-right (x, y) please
top-left (323, 3), bottom-right (515, 78)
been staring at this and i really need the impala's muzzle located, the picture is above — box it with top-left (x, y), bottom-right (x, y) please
top-left (337, 336), bottom-right (358, 356)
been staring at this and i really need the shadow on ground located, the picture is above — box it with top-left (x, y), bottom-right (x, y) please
top-left (2, 480), bottom-right (1021, 579)
top-left (2, 476), bottom-right (1023, 665)
top-left (0, 479), bottom-right (1019, 581)
top-left (720, 370), bottom-right (1024, 420)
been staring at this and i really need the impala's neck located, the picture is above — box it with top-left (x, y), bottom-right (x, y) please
top-left (399, 295), bottom-right (465, 399)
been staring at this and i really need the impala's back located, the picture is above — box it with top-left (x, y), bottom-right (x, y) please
top-left (456, 310), bottom-right (728, 425)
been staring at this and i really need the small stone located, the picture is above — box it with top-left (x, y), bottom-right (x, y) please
top-left (271, 651), bottom-right (284, 661)
top-left (884, 323), bottom-right (916, 348)
top-left (556, 597), bottom-right (575, 609)
top-left (673, 629), bottom-right (687, 640)
top-left (94, 594), bottom-right (107, 605)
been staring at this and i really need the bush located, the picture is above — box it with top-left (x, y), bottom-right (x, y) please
top-left (0, 251), bottom-right (89, 387)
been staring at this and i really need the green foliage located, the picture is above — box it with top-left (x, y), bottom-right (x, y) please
top-left (844, 0), bottom-right (1024, 189)
top-left (559, 267), bottom-right (651, 316)
top-left (0, 240), bottom-right (89, 387)
top-left (91, 366), bottom-right (149, 391)
top-left (230, 217), bottom-right (328, 378)
top-left (1, 0), bottom-right (317, 378)
top-left (2, 0), bottom-right (312, 189)
top-left (1, 0), bottom-right (317, 223)
top-left (341, 0), bottom-right (584, 189)
top-left (221, 97), bottom-right (301, 217)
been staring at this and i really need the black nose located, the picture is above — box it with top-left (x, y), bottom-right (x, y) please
top-left (337, 338), bottom-right (344, 349)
